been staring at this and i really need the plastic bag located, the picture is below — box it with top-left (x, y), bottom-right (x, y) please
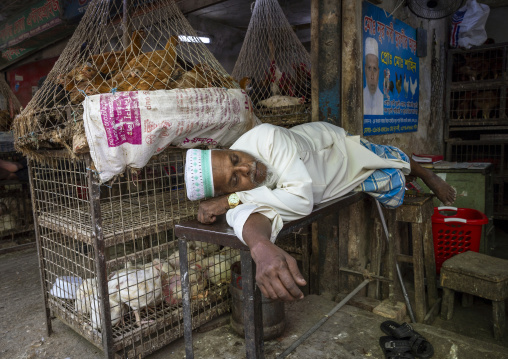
top-left (83, 88), bottom-right (260, 182)
top-left (450, 0), bottom-right (490, 49)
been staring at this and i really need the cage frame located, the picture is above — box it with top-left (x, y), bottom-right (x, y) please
top-left (29, 148), bottom-right (235, 358)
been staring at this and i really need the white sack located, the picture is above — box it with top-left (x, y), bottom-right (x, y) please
top-left (450, 0), bottom-right (490, 49)
top-left (83, 88), bottom-right (260, 182)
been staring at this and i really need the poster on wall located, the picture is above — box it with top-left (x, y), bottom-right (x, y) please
top-left (363, 2), bottom-right (419, 136)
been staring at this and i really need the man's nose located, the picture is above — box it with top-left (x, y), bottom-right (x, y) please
top-left (235, 163), bottom-right (251, 176)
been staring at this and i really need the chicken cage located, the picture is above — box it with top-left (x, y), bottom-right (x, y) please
top-left (0, 151), bottom-right (34, 254)
top-left (32, 148), bottom-right (240, 358)
top-left (446, 42), bottom-right (508, 132)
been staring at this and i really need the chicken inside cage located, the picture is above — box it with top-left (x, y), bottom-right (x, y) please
top-left (49, 235), bottom-right (239, 335)
top-left (452, 47), bottom-right (505, 83)
top-left (0, 184), bottom-right (33, 236)
top-left (451, 89), bottom-right (500, 121)
top-left (54, 29), bottom-right (238, 106)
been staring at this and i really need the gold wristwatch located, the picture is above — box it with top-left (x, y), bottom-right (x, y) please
top-left (227, 193), bottom-right (241, 209)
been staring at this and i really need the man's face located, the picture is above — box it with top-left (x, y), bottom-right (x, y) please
top-left (365, 54), bottom-right (379, 95)
top-left (211, 150), bottom-right (269, 195)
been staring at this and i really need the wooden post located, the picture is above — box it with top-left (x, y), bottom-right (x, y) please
top-left (311, 0), bottom-right (342, 125)
top-left (122, 0), bottom-right (131, 47)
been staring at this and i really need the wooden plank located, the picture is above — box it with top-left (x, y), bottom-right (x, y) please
top-left (411, 222), bottom-right (427, 323)
top-left (311, 0), bottom-right (341, 125)
top-left (300, 229), bottom-right (311, 296)
top-left (441, 288), bottom-right (455, 321)
top-left (176, 0), bottom-right (228, 14)
top-left (310, 222), bottom-right (320, 295)
top-left (367, 214), bottom-right (382, 298)
top-left (493, 300), bottom-right (506, 340)
top-left (422, 212), bottom-right (438, 309)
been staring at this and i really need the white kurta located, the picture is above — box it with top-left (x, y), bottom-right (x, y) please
top-left (363, 86), bottom-right (384, 115)
top-left (226, 122), bottom-right (410, 244)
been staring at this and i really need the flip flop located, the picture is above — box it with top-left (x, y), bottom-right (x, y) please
top-left (380, 321), bottom-right (434, 359)
top-left (379, 336), bottom-right (415, 358)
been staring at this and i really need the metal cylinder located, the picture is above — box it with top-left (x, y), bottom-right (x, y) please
top-left (230, 262), bottom-right (286, 340)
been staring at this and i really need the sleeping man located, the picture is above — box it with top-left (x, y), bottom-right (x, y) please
top-left (184, 122), bottom-right (456, 302)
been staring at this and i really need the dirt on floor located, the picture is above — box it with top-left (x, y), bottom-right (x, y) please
top-left (1, 248), bottom-right (508, 359)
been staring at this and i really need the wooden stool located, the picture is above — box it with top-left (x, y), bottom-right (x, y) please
top-left (440, 251), bottom-right (508, 340)
top-left (394, 194), bottom-right (439, 323)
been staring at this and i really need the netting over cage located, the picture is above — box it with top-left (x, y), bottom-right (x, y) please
top-left (232, 0), bottom-right (311, 127)
top-left (0, 76), bottom-right (23, 132)
top-left (13, 0), bottom-right (240, 157)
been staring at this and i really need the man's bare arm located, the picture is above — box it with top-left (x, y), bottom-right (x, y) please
top-left (243, 213), bottom-right (306, 301)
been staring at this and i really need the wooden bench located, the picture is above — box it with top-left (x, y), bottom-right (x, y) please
top-left (175, 192), bottom-right (366, 359)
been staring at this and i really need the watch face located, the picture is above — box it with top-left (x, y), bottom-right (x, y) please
top-left (229, 193), bottom-right (240, 207)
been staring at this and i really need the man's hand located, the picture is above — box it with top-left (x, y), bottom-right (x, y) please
top-left (197, 195), bottom-right (229, 224)
top-left (243, 213), bottom-right (306, 302)
top-left (250, 240), bottom-right (307, 301)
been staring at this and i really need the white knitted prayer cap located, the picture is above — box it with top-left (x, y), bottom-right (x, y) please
top-left (185, 149), bottom-right (214, 201)
top-left (365, 37), bottom-right (379, 58)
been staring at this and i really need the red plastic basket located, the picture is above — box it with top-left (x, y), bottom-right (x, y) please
top-left (431, 207), bottom-right (488, 274)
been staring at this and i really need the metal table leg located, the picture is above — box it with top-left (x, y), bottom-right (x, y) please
top-left (241, 250), bottom-right (264, 359)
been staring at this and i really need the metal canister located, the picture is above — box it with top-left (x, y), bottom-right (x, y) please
top-left (230, 261), bottom-right (286, 340)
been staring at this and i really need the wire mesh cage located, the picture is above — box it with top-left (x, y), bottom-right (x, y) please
top-left (0, 76), bottom-right (23, 132)
top-left (231, 0), bottom-right (311, 128)
top-left (32, 148), bottom-right (238, 358)
top-left (0, 151), bottom-right (34, 253)
top-left (451, 45), bottom-right (505, 83)
top-left (447, 43), bottom-right (508, 129)
top-left (450, 88), bottom-right (501, 122)
top-left (12, 0), bottom-right (239, 157)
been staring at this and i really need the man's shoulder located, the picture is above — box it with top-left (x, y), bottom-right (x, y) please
top-left (232, 123), bottom-right (280, 148)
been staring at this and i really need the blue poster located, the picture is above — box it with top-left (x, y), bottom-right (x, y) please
top-left (362, 2), bottom-right (419, 136)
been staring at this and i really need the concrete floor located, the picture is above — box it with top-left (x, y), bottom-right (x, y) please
top-left (1, 246), bottom-right (508, 359)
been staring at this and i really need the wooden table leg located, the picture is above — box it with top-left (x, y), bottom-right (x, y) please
top-left (411, 223), bottom-right (426, 323)
top-left (493, 300), bottom-right (506, 340)
top-left (422, 218), bottom-right (438, 308)
top-left (241, 250), bottom-right (264, 359)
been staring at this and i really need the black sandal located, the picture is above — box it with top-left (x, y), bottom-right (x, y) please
top-left (379, 336), bottom-right (415, 358)
top-left (380, 321), bottom-right (434, 359)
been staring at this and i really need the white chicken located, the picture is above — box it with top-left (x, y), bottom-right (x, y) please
top-left (165, 243), bottom-right (205, 269)
top-left (197, 250), bottom-right (240, 286)
top-left (75, 278), bottom-right (98, 316)
top-left (75, 277), bottom-right (125, 330)
top-left (270, 65), bottom-right (283, 96)
top-left (190, 241), bottom-right (221, 256)
top-left (410, 77), bottom-right (417, 99)
top-left (164, 265), bottom-right (208, 306)
top-left (403, 74), bottom-right (409, 97)
top-left (108, 261), bottom-right (168, 327)
top-left (259, 95), bottom-right (305, 108)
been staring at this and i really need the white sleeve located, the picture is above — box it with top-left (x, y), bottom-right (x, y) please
top-left (232, 125), bottom-right (315, 221)
top-left (226, 204), bottom-right (284, 245)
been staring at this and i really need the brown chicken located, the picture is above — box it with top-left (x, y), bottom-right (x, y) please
top-left (90, 29), bottom-right (145, 76)
top-left (474, 91), bottom-right (499, 119)
top-left (455, 92), bottom-right (472, 120)
top-left (57, 62), bottom-right (102, 92)
top-left (173, 64), bottom-right (210, 89)
top-left (239, 76), bottom-right (251, 91)
top-left (114, 35), bottom-right (180, 86)
top-left (173, 63), bottom-right (236, 89)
